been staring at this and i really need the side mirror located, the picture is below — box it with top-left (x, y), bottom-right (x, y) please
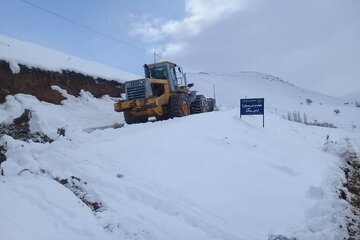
top-left (187, 83), bottom-right (194, 88)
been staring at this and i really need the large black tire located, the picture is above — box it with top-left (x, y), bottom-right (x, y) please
top-left (190, 95), bottom-right (209, 114)
top-left (168, 95), bottom-right (190, 118)
top-left (207, 98), bottom-right (216, 112)
top-left (124, 111), bottom-right (148, 125)
top-left (155, 113), bottom-right (170, 121)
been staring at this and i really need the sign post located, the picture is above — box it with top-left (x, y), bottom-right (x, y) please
top-left (240, 98), bottom-right (265, 127)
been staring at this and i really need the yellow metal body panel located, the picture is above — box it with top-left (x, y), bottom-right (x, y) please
top-left (114, 78), bottom-right (179, 118)
top-left (114, 97), bottom-right (159, 111)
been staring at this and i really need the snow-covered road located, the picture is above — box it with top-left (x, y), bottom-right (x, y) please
top-left (1, 92), bottom-right (357, 239)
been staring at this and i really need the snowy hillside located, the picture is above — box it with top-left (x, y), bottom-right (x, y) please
top-left (341, 92), bottom-right (360, 102)
top-left (0, 34), bottom-right (139, 82)
top-left (1, 35), bottom-right (360, 240)
top-left (188, 72), bottom-right (360, 131)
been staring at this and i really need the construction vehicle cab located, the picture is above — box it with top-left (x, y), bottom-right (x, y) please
top-left (144, 61), bottom-right (191, 91)
top-left (114, 61), bottom-right (215, 124)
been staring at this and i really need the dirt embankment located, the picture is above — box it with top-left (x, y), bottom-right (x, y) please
top-left (0, 60), bottom-right (124, 104)
top-left (341, 141), bottom-right (360, 239)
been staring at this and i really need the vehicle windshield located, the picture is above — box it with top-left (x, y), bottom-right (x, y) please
top-left (149, 66), bottom-right (168, 79)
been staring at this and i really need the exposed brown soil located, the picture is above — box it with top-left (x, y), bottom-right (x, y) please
top-left (0, 144), bottom-right (6, 175)
top-left (0, 109), bottom-right (54, 175)
top-left (0, 60), bottom-right (124, 104)
top-left (340, 140), bottom-right (360, 239)
top-left (55, 175), bottom-right (103, 212)
top-left (268, 235), bottom-right (296, 240)
top-left (0, 109), bottom-right (53, 143)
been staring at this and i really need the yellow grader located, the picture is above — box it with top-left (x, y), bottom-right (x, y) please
top-left (114, 61), bottom-right (215, 124)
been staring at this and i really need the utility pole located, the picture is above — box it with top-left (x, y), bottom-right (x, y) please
top-left (213, 83), bottom-right (216, 100)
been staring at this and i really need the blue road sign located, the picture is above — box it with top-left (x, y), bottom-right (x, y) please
top-left (240, 98), bottom-right (264, 115)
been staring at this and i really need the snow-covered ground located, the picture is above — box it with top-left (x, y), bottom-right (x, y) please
top-left (1, 35), bottom-right (360, 240)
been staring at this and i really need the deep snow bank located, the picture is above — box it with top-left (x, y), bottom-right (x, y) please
top-left (1, 175), bottom-right (115, 240)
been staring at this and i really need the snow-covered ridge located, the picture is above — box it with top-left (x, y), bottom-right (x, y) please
top-left (0, 34), bottom-right (139, 82)
top-left (188, 71), bottom-right (360, 131)
top-left (210, 71), bottom-right (294, 85)
top-left (340, 92), bottom-right (360, 102)
top-left (189, 71), bottom-right (340, 105)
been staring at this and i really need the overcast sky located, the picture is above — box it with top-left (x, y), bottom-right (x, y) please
top-left (1, 0), bottom-right (359, 97)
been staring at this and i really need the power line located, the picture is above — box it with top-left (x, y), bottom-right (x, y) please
top-left (19, 0), bottom-right (164, 59)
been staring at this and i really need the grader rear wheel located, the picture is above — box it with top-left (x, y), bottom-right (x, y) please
top-left (190, 95), bottom-right (209, 114)
top-left (207, 98), bottom-right (216, 112)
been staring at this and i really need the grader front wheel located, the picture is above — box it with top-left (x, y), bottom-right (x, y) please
top-left (168, 95), bottom-right (190, 118)
top-left (123, 111), bottom-right (148, 124)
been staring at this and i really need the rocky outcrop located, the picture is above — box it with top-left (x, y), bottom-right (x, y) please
top-left (0, 109), bottom-right (54, 175)
top-left (0, 144), bottom-right (6, 171)
top-left (0, 109), bottom-right (53, 143)
top-left (0, 60), bottom-right (124, 104)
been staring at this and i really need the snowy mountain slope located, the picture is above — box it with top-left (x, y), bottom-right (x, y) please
top-left (0, 34), bottom-right (140, 82)
top-left (188, 72), bottom-right (360, 131)
top-left (1, 35), bottom-right (360, 239)
top-left (340, 91), bottom-right (360, 102)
